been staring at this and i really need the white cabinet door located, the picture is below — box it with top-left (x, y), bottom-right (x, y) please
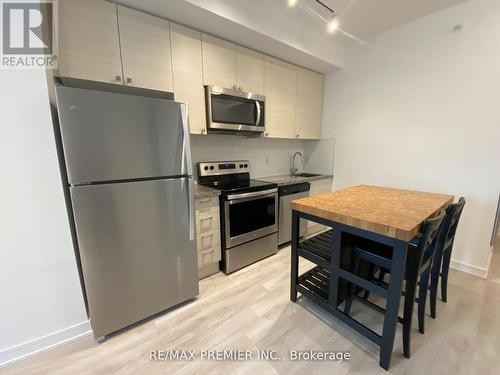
top-left (236, 46), bottom-right (264, 95)
top-left (264, 56), bottom-right (297, 139)
top-left (202, 34), bottom-right (237, 89)
top-left (117, 6), bottom-right (173, 92)
top-left (171, 23), bottom-right (206, 135)
top-left (58, 0), bottom-right (123, 84)
top-left (296, 67), bottom-right (324, 139)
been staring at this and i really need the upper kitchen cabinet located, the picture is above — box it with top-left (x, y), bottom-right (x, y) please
top-left (171, 23), bottom-right (206, 135)
top-left (264, 56), bottom-right (297, 139)
top-left (117, 6), bottom-right (173, 92)
top-left (202, 36), bottom-right (264, 94)
top-left (58, 0), bottom-right (122, 84)
top-left (236, 46), bottom-right (264, 95)
top-left (295, 67), bottom-right (324, 139)
top-left (202, 34), bottom-right (237, 89)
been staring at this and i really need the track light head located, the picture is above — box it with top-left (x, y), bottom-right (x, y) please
top-left (328, 15), bottom-right (339, 33)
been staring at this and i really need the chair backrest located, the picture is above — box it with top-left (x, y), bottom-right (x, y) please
top-left (444, 197), bottom-right (466, 247)
top-left (417, 209), bottom-right (446, 265)
top-left (425, 197), bottom-right (466, 266)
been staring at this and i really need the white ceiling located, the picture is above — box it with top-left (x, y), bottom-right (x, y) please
top-left (314, 0), bottom-right (469, 44)
top-left (113, 0), bottom-right (468, 72)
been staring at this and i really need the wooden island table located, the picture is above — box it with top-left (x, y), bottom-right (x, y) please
top-left (290, 185), bottom-right (453, 370)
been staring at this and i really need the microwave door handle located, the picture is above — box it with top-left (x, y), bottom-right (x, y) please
top-left (255, 100), bottom-right (261, 126)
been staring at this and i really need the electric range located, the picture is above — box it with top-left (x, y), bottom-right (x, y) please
top-left (198, 160), bottom-right (279, 274)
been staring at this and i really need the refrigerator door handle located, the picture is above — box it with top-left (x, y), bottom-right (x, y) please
top-left (180, 102), bottom-right (193, 177)
top-left (187, 178), bottom-right (195, 241)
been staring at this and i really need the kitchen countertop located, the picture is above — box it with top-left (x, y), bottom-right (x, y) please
top-left (257, 173), bottom-right (333, 186)
top-left (291, 184), bottom-right (453, 241)
top-left (194, 183), bottom-right (220, 199)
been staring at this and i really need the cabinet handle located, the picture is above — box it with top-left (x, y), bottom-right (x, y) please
top-left (296, 134), bottom-right (300, 138)
top-left (126, 77), bottom-right (132, 84)
top-left (238, 85), bottom-right (242, 91)
top-left (232, 84), bottom-right (237, 90)
top-left (112, 75), bottom-right (121, 83)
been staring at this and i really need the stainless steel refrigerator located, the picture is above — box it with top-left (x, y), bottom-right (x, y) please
top-left (54, 80), bottom-right (198, 340)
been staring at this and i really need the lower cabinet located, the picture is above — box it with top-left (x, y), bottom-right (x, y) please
top-left (306, 178), bottom-right (333, 236)
top-left (195, 195), bottom-right (221, 279)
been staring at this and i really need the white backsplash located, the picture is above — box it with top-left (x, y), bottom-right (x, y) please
top-left (191, 134), bottom-right (335, 180)
top-left (190, 134), bottom-right (305, 179)
top-left (303, 138), bottom-right (335, 176)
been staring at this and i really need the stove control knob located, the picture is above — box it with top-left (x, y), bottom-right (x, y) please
top-left (204, 166), bottom-right (209, 171)
top-left (209, 165), bottom-right (215, 170)
top-left (244, 164), bottom-right (248, 168)
top-left (239, 164), bottom-right (244, 168)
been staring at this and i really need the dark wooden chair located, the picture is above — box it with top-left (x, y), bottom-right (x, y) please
top-left (344, 209), bottom-right (446, 358)
top-left (429, 197), bottom-right (465, 318)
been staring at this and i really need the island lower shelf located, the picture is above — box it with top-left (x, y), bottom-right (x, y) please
top-left (296, 230), bottom-right (355, 307)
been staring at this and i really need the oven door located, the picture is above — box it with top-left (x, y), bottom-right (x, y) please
top-left (224, 188), bottom-right (278, 248)
top-left (206, 85), bottom-right (265, 133)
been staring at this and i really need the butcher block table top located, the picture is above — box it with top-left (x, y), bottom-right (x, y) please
top-left (291, 184), bottom-right (454, 241)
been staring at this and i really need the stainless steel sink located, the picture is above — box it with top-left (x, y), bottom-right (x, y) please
top-left (292, 173), bottom-right (322, 178)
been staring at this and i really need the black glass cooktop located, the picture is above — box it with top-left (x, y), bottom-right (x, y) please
top-left (199, 179), bottom-right (277, 194)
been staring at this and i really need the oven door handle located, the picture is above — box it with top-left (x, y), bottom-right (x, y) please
top-left (255, 100), bottom-right (261, 126)
top-left (227, 188), bottom-right (277, 202)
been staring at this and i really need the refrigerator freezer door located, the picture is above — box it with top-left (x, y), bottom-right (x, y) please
top-left (70, 177), bottom-right (198, 339)
top-left (55, 85), bottom-right (190, 184)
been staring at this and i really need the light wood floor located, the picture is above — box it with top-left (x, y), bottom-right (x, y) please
top-left (2, 246), bottom-right (500, 375)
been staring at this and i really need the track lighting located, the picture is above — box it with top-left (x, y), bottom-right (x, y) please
top-left (288, 0), bottom-right (340, 34)
top-left (327, 15), bottom-right (339, 33)
top-left (314, 0), bottom-right (339, 34)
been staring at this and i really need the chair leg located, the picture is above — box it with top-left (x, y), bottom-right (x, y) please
top-left (418, 268), bottom-right (431, 334)
top-left (344, 254), bottom-right (360, 314)
top-left (441, 248), bottom-right (451, 303)
top-left (403, 254), bottom-right (419, 358)
top-left (362, 263), bottom-right (375, 300)
top-left (429, 249), bottom-right (443, 319)
top-left (378, 268), bottom-right (386, 283)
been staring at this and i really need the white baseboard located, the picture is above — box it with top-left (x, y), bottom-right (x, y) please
top-left (450, 258), bottom-right (489, 278)
top-left (0, 321), bottom-right (92, 368)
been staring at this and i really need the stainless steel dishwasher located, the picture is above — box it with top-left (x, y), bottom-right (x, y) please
top-left (278, 182), bottom-right (310, 245)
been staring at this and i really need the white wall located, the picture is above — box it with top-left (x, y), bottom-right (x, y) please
top-left (0, 69), bottom-right (89, 366)
top-left (323, 0), bottom-right (500, 276)
top-left (191, 135), bottom-right (305, 178)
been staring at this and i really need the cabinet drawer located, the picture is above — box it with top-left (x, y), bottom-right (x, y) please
top-left (197, 229), bottom-right (221, 251)
top-left (196, 211), bottom-right (220, 234)
top-left (195, 195), bottom-right (219, 213)
top-left (197, 245), bottom-right (221, 268)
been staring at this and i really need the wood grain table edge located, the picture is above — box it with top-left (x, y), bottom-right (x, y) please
top-left (291, 185), bottom-right (454, 241)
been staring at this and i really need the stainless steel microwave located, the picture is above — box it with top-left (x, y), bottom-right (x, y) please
top-left (205, 85), bottom-right (265, 135)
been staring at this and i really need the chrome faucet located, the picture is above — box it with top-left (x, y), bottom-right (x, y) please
top-left (291, 152), bottom-right (303, 176)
